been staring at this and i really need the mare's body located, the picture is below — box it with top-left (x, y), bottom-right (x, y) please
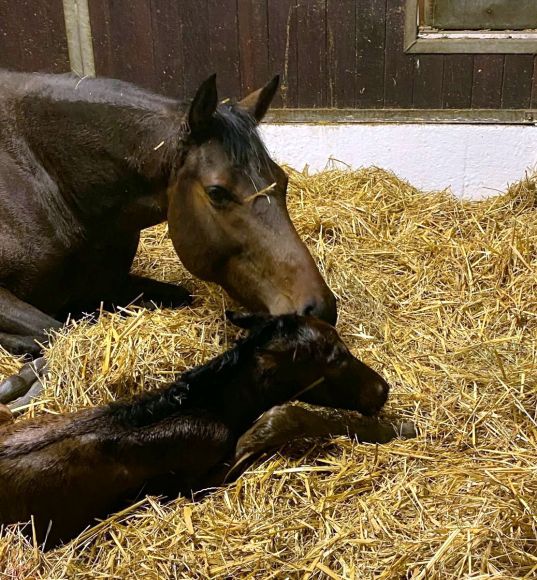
top-left (0, 72), bottom-right (178, 335)
top-left (0, 70), bottom-right (335, 361)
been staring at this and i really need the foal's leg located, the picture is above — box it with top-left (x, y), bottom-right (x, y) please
top-left (230, 403), bottom-right (416, 478)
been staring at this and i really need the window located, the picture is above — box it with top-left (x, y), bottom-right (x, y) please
top-left (405, 0), bottom-right (537, 53)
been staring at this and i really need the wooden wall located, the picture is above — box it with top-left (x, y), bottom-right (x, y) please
top-left (0, 0), bottom-right (69, 73)
top-left (1, 0), bottom-right (536, 110)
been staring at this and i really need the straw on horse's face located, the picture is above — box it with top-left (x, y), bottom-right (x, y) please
top-left (168, 76), bottom-right (337, 324)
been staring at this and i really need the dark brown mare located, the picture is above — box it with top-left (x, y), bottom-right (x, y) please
top-left (0, 312), bottom-right (414, 548)
top-left (0, 70), bottom-right (336, 403)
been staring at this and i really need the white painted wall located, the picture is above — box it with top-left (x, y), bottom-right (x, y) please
top-left (260, 124), bottom-right (537, 199)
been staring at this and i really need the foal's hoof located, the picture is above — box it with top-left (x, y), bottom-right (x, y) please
top-left (0, 404), bottom-right (14, 424)
top-left (0, 357), bottom-right (47, 412)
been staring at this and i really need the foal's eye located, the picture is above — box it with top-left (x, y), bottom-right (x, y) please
top-left (328, 344), bottom-right (349, 364)
top-left (206, 186), bottom-right (234, 207)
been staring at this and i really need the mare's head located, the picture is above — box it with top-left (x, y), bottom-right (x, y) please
top-left (168, 75), bottom-right (337, 324)
top-left (227, 311), bottom-right (390, 416)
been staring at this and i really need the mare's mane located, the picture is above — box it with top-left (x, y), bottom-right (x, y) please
top-left (211, 105), bottom-right (272, 173)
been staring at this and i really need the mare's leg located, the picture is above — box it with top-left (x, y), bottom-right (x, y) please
top-left (0, 289), bottom-right (58, 405)
top-left (123, 275), bottom-right (192, 308)
top-left (55, 275), bottom-right (192, 319)
top-left (0, 357), bottom-right (46, 411)
top-left (230, 403), bottom-right (416, 478)
top-left (0, 333), bottom-right (44, 357)
top-left (0, 288), bottom-right (62, 355)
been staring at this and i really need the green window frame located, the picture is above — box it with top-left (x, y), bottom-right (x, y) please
top-left (405, 0), bottom-right (537, 54)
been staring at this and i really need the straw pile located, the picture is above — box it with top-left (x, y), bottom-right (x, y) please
top-left (0, 166), bottom-right (535, 579)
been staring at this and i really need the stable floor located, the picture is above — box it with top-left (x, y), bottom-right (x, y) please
top-left (0, 167), bottom-right (535, 578)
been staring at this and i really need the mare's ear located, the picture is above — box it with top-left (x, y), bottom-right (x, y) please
top-left (236, 75), bottom-right (279, 123)
top-left (226, 310), bottom-right (271, 330)
top-left (188, 74), bottom-right (218, 135)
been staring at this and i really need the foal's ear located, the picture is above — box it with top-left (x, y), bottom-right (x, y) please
top-left (236, 75), bottom-right (280, 123)
top-left (226, 310), bottom-right (271, 330)
top-left (188, 73), bottom-right (218, 135)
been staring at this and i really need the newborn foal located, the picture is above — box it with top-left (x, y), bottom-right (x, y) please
top-left (0, 312), bottom-right (412, 547)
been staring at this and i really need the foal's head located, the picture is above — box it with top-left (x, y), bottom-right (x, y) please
top-left (227, 311), bottom-right (390, 416)
top-left (167, 75), bottom-right (336, 324)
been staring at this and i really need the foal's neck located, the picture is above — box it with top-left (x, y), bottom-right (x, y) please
top-left (109, 358), bottom-right (308, 436)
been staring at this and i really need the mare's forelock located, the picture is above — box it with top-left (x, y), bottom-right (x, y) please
top-left (210, 105), bottom-right (272, 173)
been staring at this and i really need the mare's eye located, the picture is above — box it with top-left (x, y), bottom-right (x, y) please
top-left (206, 186), bottom-right (234, 207)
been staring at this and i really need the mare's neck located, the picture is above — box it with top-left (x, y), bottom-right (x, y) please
top-left (18, 77), bottom-right (187, 228)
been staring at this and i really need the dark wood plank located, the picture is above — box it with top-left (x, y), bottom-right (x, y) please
top-left (326, 0), bottom-right (355, 108)
top-left (0, 0), bottom-right (69, 72)
top-left (531, 57), bottom-right (537, 109)
top-left (442, 55), bottom-right (474, 109)
top-left (384, 0), bottom-right (414, 109)
top-left (208, 0), bottom-right (241, 99)
top-left (412, 55), bottom-right (444, 109)
top-left (181, 0), bottom-right (212, 99)
top-left (471, 55), bottom-right (504, 109)
top-left (502, 55), bottom-right (534, 109)
top-left (88, 0), bottom-right (113, 77)
top-left (90, 0), bottom-right (156, 89)
top-left (26, 0), bottom-right (70, 72)
top-left (267, 0), bottom-right (298, 108)
top-left (0, 0), bottom-right (22, 70)
top-left (356, 0), bottom-right (386, 108)
top-left (150, 0), bottom-right (185, 99)
top-left (237, 0), bottom-right (269, 97)
top-left (296, 0), bottom-right (327, 108)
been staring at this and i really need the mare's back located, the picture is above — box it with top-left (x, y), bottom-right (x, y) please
top-left (0, 70), bottom-right (74, 113)
top-left (0, 69), bottom-right (176, 113)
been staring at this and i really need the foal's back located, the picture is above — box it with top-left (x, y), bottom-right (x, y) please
top-left (0, 410), bottom-right (132, 542)
top-left (0, 404), bottom-right (233, 545)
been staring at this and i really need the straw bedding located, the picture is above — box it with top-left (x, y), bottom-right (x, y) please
top-left (0, 167), bottom-right (535, 578)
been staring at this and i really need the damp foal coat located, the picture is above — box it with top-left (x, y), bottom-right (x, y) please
top-left (0, 313), bottom-right (411, 547)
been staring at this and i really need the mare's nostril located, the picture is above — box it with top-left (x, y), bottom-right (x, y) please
top-left (305, 296), bottom-right (338, 326)
top-left (302, 300), bottom-right (317, 317)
